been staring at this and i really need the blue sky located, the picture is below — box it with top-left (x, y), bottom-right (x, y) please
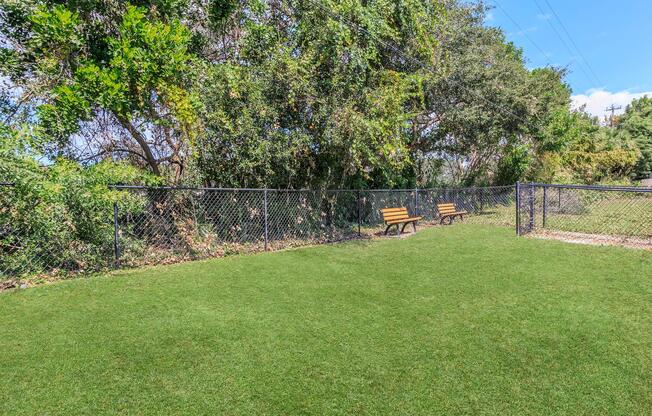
top-left (486, 0), bottom-right (652, 118)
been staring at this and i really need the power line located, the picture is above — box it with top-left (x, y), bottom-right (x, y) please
top-left (492, 0), bottom-right (550, 63)
top-left (301, 0), bottom-right (529, 123)
top-left (532, 0), bottom-right (599, 87)
top-left (492, 1), bottom-right (591, 102)
top-left (492, 1), bottom-right (580, 88)
top-left (541, 0), bottom-right (603, 86)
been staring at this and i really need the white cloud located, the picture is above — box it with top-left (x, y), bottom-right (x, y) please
top-left (537, 13), bottom-right (552, 20)
top-left (571, 89), bottom-right (652, 121)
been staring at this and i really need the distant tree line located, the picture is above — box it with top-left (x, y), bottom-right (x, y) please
top-left (1, 0), bottom-right (649, 189)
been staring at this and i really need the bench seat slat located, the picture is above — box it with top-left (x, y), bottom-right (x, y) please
top-left (386, 216), bottom-right (422, 225)
top-left (380, 208), bottom-right (408, 213)
top-left (382, 209), bottom-right (409, 215)
top-left (383, 214), bottom-right (410, 221)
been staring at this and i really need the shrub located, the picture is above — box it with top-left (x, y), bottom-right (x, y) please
top-left (0, 155), bottom-right (158, 278)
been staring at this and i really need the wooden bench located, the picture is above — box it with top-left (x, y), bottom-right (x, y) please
top-left (380, 207), bottom-right (422, 236)
top-left (437, 203), bottom-right (467, 224)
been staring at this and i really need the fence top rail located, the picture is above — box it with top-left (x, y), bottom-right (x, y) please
top-left (108, 184), bottom-right (516, 192)
top-left (420, 185), bottom-right (515, 191)
top-left (108, 185), bottom-right (359, 192)
top-left (530, 183), bottom-right (652, 193)
top-left (108, 185), bottom-right (267, 192)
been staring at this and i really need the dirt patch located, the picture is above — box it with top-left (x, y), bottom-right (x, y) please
top-left (0, 280), bottom-right (18, 291)
top-left (531, 230), bottom-right (652, 251)
top-left (369, 220), bottom-right (454, 239)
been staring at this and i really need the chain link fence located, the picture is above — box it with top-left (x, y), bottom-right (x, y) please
top-left (1, 184), bottom-right (516, 280)
top-left (417, 186), bottom-right (516, 227)
top-left (5, 180), bottom-right (652, 281)
top-left (113, 187), bottom-right (363, 267)
top-left (517, 183), bottom-right (652, 247)
top-left (4, 180), bottom-right (651, 282)
top-left (356, 186), bottom-right (515, 228)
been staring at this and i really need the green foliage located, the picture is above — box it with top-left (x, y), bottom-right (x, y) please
top-left (34, 4), bottom-right (197, 138)
top-left (522, 105), bottom-right (638, 184)
top-left (1, 1), bottom-right (199, 179)
top-left (0, 151), bottom-right (159, 277)
top-left (557, 113), bottom-right (638, 183)
top-left (29, 4), bottom-right (82, 56)
top-left (37, 86), bottom-right (92, 144)
top-left (412, 5), bottom-right (564, 186)
top-left (208, 0), bottom-right (238, 27)
top-left (196, 0), bottom-right (444, 188)
top-left (616, 96), bottom-right (652, 179)
top-left (495, 143), bottom-right (532, 186)
top-left (0, 0), bottom-right (641, 187)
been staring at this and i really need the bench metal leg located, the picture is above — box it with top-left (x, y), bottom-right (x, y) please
top-left (412, 222), bottom-right (417, 233)
top-left (441, 216), bottom-right (456, 225)
top-left (385, 224), bottom-right (401, 236)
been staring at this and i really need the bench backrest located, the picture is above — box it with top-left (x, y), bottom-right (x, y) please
top-left (380, 207), bottom-right (410, 223)
top-left (437, 203), bottom-right (459, 216)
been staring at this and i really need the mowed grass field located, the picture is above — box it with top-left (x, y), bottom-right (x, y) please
top-left (1, 225), bottom-right (651, 415)
top-left (545, 197), bottom-right (652, 238)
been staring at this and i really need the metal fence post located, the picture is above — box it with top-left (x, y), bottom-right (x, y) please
top-left (113, 202), bottom-right (120, 267)
top-left (558, 187), bottom-right (562, 211)
top-left (480, 187), bottom-right (484, 212)
top-left (264, 189), bottom-right (269, 251)
top-left (515, 182), bottom-right (521, 236)
top-left (357, 190), bottom-right (361, 237)
top-left (542, 185), bottom-right (548, 228)
top-left (528, 183), bottom-right (535, 232)
top-left (414, 187), bottom-right (419, 216)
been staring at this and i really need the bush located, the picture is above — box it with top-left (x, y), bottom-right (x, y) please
top-left (0, 155), bottom-right (158, 278)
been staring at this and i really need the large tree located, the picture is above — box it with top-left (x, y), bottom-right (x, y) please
top-left (616, 96), bottom-right (652, 179)
top-left (1, 1), bottom-right (203, 181)
top-left (195, 0), bottom-right (446, 189)
top-left (1, 0), bottom-right (638, 188)
top-left (410, 2), bottom-right (569, 186)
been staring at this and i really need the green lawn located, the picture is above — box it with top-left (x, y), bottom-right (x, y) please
top-left (1, 225), bottom-right (651, 415)
top-left (544, 197), bottom-right (652, 238)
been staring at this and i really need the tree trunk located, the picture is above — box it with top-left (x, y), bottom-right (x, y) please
top-left (116, 115), bottom-right (162, 176)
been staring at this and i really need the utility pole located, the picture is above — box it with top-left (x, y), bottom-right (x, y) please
top-left (605, 104), bottom-right (622, 128)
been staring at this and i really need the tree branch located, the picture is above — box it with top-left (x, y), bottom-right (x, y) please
top-left (116, 115), bottom-right (162, 176)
